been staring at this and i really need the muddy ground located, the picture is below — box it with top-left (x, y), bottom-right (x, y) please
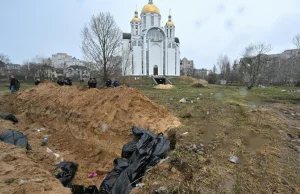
top-left (0, 83), bottom-right (180, 194)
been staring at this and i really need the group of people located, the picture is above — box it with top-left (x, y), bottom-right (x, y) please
top-left (57, 78), bottom-right (72, 86)
top-left (9, 75), bottom-right (20, 93)
top-left (8, 75), bottom-right (120, 94)
top-left (106, 79), bottom-right (119, 88)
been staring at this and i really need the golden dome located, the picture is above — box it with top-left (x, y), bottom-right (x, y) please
top-left (166, 21), bottom-right (175, 26)
top-left (132, 17), bottom-right (141, 22)
top-left (141, 4), bottom-right (160, 14)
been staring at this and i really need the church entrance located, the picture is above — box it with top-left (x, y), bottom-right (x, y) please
top-left (153, 65), bottom-right (158, 76)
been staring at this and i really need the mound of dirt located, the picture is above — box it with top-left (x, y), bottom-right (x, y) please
top-left (0, 130), bottom-right (71, 194)
top-left (0, 83), bottom-right (180, 190)
top-left (154, 84), bottom-right (174, 90)
top-left (192, 83), bottom-right (205, 88)
top-left (177, 76), bottom-right (208, 85)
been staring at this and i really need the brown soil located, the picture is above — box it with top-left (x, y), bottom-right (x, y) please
top-left (178, 76), bottom-right (208, 85)
top-left (154, 84), bottom-right (174, 90)
top-left (0, 83), bottom-right (180, 193)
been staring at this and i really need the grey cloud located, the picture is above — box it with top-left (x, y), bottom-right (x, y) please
top-left (217, 4), bottom-right (225, 13)
top-left (237, 6), bottom-right (245, 14)
top-left (195, 17), bottom-right (210, 28)
top-left (225, 20), bottom-right (234, 30)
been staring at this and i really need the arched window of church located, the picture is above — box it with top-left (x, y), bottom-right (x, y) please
top-left (147, 28), bottom-right (164, 41)
top-left (168, 43), bottom-right (171, 48)
top-left (172, 43), bottom-right (176, 48)
top-left (136, 26), bottom-right (138, 35)
top-left (138, 41), bottom-right (142, 46)
top-left (170, 29), bottom-right (172, 37)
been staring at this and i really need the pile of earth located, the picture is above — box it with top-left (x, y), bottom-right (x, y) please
top-left (192, 83), bottom-right (205, 88)
top-left (154, 84), bottom-right (174, 90)
top-left (0, 83), bottom-right (180, 193)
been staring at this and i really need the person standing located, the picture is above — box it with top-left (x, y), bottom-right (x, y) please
top-left (35, 78), bottom-right (41, 86)
top-left (106, 79), bottom-right (112, 88)
top-left (88, 78), bottom-right (93, 89)
top-left (113, 80), bottom-right (119, 87)
top-left (93, 78), bottom-right (97, 88)
top-left (15, 78), bottom-right (20, 91)
top-left (10, 75), bottom-right (16, 93)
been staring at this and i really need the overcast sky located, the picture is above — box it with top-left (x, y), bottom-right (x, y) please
top-left (1, 0), bottom-right (300, 69)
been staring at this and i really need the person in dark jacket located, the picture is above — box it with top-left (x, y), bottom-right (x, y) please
top-left (106, 79), bottom-right (112, 88)
top-left (10, 75), bottom-right (16, 93)
top-left (88, 78), bottom-right (93, 89)
top-left (92, 78), bottom-right (97, 88)
top-left (57, 78), bottom-right (64, 86)
top-left (113, 80), bottom-right (119, 87)
top-left (35, 78), bottom-right (41, 86)
top-left (14, 79), bottom-right (20, 91)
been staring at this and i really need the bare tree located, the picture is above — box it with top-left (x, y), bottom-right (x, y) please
top-left (212, 65), bottom-right (217, 73)
top-left (217, 55), bottom-right (230, 80)
top-left (240, 43), bottom-right (272, 88)
top-left (292, 34), bottom-right (300, 49)
top-left (0, 53), bottom-right (11, 64)
top-left (122, 48), bottom-right (132, 76)
top-left (81, 12), bottom-right (122, 83)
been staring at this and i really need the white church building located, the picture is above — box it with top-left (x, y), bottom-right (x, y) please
top-left (122, 0), bottom-right (180, 76)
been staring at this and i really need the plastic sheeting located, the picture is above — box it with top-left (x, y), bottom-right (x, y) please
top-left (72, 185), bottom-right (100, 194)
top-left (55, 162), bottom-right (100, 194)
top-left (99, 127), bottom-right (171, 194)
top-left (55, 162), bottom-right (78, 188)
top-left (0, 130), bottom-right (32, 150)
top-left (0, 113), bottom-right (18, 124)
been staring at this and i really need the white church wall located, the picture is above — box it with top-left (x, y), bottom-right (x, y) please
top-left (167, 47), bottom-right (176, 75)
top-left (149, 43), bottom-right (162, 76)
top-left (133, 45), bottom-right (142, 75)
top-left (176, 44), bottom-right (181, 76)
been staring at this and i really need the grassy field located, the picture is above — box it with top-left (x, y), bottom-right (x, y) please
top-left (135, 81), bottom-right (300, 193)
top-left (1, 78), bottom-right (300, 193)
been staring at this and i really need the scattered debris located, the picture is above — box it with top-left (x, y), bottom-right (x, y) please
top-left (181, 132), bottom-right (189, 136)
top-left (197, 97), bottom-right (200, 100)
top-left (179, 98), bottom-right (187, 103)
top-left (100, 124), bottom-right (108, 133)
top-left (229, 156), bottom-right (239, 164)
top-left (136, 183), bottom-right (145, 187)
top-left (169, 98), bottom-right (174, 101)
top-left (41, 136), bottom-right (48, 146)
top-left (19, 179), bottom-right (44, 185)
top-left (155, 186), bottom-right (168, 194)
top-left (88, 172), bottom-right (98, 178)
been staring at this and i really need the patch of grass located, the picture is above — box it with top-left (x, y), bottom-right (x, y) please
top-left (137, 84), bottom-right (300, 194)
